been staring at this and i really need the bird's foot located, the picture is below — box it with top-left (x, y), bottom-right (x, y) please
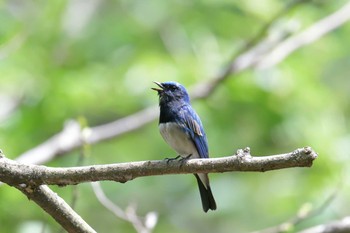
top-left (165, 155), bottom-right (181, 164)
top-left (179, 154), bottom-right (192, 168)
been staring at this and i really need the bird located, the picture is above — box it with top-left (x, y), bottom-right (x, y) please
top-left (152, 81), bottom-right (217, 212)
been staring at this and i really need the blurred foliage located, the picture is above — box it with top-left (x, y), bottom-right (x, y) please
top-left (1, 0), bottom-right (350, 232)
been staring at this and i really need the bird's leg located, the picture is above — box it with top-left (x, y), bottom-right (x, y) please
top-left (179, 154), bottom-right (192, 167)
top-left (181, 154), bottom-right (193, 160)
top-left (165, 155), bottom-right (181, 164)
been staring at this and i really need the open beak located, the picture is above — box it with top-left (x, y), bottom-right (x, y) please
top-left (151, 81), bottom-right (164, 92)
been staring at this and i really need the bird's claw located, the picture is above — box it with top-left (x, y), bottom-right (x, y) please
top-left (164, 154), bottom-right (192, 166)
top-left (165, 155), bottom-right (181, 164)
top-left (179, 154), bottom-right (192, 168)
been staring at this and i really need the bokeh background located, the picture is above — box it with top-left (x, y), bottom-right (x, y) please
top-left (1, 0), bottom-right (350, 232)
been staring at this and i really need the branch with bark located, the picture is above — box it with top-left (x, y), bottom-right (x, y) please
top-left (1, 147), bottom-right (317, 186)
top-left (15, 184), bottom-right (96, 233)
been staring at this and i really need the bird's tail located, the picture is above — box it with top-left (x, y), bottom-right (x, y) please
top-left (194, 174), bottom-right (217, 212)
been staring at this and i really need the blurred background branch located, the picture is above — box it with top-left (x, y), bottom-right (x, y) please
top-left (0, 93), bottom-right (23, 123)
top-left (298, 216), bottom-right (350, 233)
top-left (253, 188), bottom-right (339, 233)
top-left (255, 0), bottom-right (350, 69)
top-left (91, 182), bottom-right (158, 233)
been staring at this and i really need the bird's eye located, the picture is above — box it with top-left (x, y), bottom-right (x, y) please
top-left (170, 86), bottom-right (177, 91)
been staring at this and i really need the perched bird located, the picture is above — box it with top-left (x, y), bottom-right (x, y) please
top-left (152, 81), bottom-right (216, 212)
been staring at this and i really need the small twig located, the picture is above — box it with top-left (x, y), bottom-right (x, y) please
top-left (70, 120), bottom-right (90, 210)
top-left (252, 188), bottom-right (339, 233)
top-left (298, 216), bottom-right (350, 233)
top-left (91, 182), bottom-right (158, 233)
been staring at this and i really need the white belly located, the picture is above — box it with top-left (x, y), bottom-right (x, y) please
top-left (159, 122), bottom-right (199, 158)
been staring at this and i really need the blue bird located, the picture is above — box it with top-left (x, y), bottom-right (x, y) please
top-left (152, 81), bottom-right (217, 212)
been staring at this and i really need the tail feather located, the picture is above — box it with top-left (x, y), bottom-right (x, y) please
top-left (194, 174), bottom-right (217, 212)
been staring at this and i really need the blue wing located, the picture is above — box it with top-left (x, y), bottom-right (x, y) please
top-left (178, 104), bottom-right (209, 159)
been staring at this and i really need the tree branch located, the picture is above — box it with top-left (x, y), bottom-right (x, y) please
top-left (0, 149), bottom-right (95, 232)
top-left (1, 147), bottom-right (317, 186)
top-left (14, 184), bottom-right (96, 233)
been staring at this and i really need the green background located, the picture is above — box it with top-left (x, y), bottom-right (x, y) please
top-left (1, 0), bottom-right (350, 232)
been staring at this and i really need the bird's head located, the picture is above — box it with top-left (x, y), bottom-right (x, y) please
top-left (152, 81), bottom-right (190, 104)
